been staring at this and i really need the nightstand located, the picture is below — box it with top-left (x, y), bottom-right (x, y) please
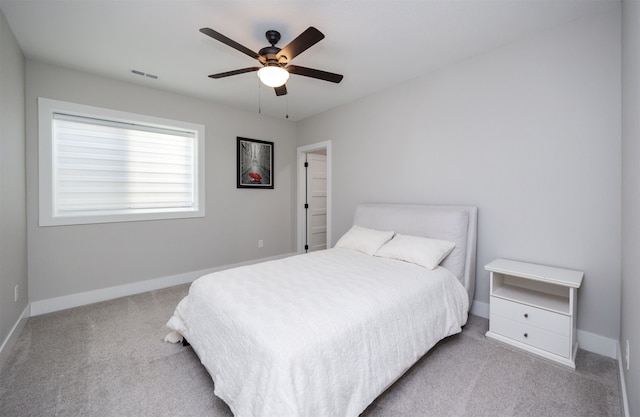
top-left (485, 258), bottom-right (584, 368)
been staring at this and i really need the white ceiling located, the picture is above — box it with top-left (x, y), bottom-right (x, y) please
top-left (0, 0), bottom-right (617, 121)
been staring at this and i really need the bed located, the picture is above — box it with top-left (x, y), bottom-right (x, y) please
top-left (166, 203), bottom-right (478, 417)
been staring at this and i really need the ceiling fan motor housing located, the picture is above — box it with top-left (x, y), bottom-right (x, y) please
top-left (258, 46), bottom-right (283, 64)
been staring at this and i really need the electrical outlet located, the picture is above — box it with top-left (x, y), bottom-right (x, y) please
top-left (258, 240), bottom-right (264, 248)
top-left (626, 340), bottom-right (630, 371)
top-left (14, 285), bottom-right (19, 302)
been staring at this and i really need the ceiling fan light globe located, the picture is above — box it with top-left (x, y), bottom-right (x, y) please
top-left (257, 66), bottom-right (289, 87)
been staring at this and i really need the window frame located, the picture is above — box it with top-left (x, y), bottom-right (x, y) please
top-left (38, 97), bottom-right (205, 226)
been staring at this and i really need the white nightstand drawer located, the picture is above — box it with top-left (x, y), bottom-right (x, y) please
top-left (490, 314), bottom-right (571, 358)
top-left (490, 296), bottom-right (570, 337)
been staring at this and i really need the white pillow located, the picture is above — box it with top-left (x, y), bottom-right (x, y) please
top-left (375, 234), bottom-right (455, 269)
top-left (334, 225), bottom-right (394, 256)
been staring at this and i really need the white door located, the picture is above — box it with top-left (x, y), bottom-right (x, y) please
top-left (306, 153), bottom-right (327, 252)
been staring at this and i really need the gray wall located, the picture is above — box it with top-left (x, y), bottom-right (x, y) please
top-left (25, 61), bottom-right (297, 302)
top-left (297, 10), bottom-right (621, 341)
top-left (0, 9), bottom-right (27, 353)
top-left (622, 0), bottom-right (639, 415)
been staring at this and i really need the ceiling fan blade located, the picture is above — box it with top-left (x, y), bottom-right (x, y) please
top-left (208, 67), bottom-right (261, 79)
top-left (274, 84), bottom-right (287, 96)
top-left (287, 65), bottom-right (343, 83)
top-left (276, 27), bottom-right (324, 62)
top-left (200, 28), bottom-right (260, 60)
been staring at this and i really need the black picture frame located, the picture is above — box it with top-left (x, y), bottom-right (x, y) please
top-left (237, 137), bottom-right (274, 189)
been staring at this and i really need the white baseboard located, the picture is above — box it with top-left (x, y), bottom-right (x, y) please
top-left (470, 300), bottom-right (489, 318)
top-left (577, 329), bottom-right (618, 359)
top-left (0, 304), bottom-right (30, 371)
top-left (617, 342), bottom-right (630, 417)
top-left (30, 253), bottom-right (296, 316)
top-left (470, 300), bottom-right (618, 359)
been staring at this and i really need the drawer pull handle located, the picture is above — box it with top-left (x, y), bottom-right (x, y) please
top-left (524, 333), bottom-right (528, 338)
top-left (524, 313), bottom-right (529, 318)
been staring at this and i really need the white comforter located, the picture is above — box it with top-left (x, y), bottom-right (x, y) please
top-left (167, 248), bottom-right (469, 417)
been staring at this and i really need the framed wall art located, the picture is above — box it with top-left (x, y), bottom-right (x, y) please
top-left (237, 137), bottom-right (274, 189)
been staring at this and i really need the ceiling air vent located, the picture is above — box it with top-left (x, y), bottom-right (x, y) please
top-left (130, 68), bottom-right (158, 79)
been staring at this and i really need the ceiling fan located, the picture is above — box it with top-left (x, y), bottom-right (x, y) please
top-left (200, 26), bottom-right (344, 96)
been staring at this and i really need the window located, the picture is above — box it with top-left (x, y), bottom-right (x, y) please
top-left (38, 98), bottom-right (205, 226)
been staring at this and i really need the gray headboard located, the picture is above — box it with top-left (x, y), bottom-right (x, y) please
top-left (352, 203), bottom-right (478, 306)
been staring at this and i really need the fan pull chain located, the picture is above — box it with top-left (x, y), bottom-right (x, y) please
top-left (258, 78), bottom-right (262, 114)
top-left (286, 94), bottom-right (289, 119)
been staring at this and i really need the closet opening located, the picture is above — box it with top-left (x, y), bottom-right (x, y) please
top-left (297, 141), bottom-right (331, 253)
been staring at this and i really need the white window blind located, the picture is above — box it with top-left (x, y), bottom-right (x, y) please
top-left (39, 98), bottom-right (205, 226)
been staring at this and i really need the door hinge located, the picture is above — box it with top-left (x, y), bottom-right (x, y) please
top-left (304, 244), bottom-right (309, 251)
top-left (304, 162), bottom-right (309, 167)
top-left (304, 203), bottom-right (309, 209)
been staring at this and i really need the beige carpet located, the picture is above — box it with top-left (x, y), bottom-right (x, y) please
top-left (0, 284), bottom-right (622, 417)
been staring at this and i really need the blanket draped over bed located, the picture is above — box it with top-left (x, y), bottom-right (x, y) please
top-left (167, 248), bottom-right (469, 417)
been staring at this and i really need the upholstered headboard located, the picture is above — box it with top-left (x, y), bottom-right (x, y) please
top-left (352, 204), bottom-right (478, 305)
